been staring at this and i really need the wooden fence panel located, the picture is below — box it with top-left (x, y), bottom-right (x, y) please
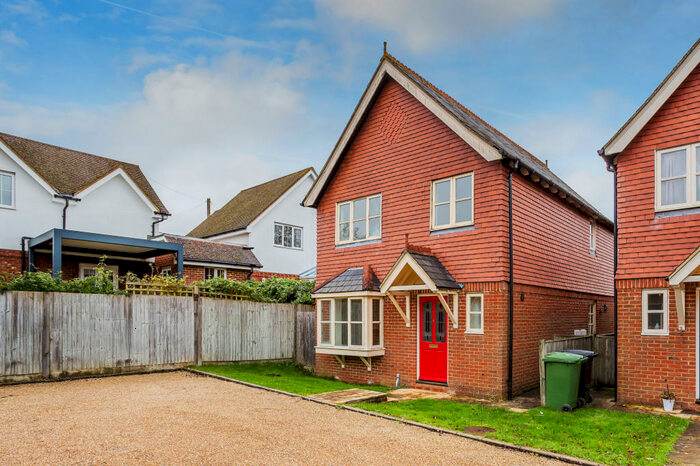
top-left (295, 308), bottom-right (315, 368)
top-left (539, 334), bottom-right (616, 405)
top-left (200, 299), bottom-right (296, 363)
top-left (0, 292), bottom-right (43, 378)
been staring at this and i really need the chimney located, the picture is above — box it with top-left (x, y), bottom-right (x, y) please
top-left (206, 198), bottom-right (211, 218)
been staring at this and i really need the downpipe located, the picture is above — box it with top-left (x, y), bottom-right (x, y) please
top-left (507, 158), bottom-right (519, 400)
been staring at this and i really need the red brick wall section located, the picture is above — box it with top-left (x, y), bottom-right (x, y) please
top-left (315, 283), bottom-right (613, 398)
top-left (250, 271), bottom-right (300, 281)
top-left (0, 249), bottom-right (22, 275)
top-left (512, 175), bottom-right (614, 297)
top-left (617, 278), bottom-right (698, 412)
top-left (511, 284), bottom-right (614, 394)
top-left (315, 77), bottom-right (510, 288)
top-left (615, 63), bottom-right (700, 280)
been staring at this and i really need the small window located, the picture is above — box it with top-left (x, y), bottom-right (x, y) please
top-left (655, 143), bottom-right (700, 210)
top-left (588, 302), bottom-right (596, 335)
top-left (431, 172), bottom-right (474, 230)
top-left (274, 223), bottom-right (302, 249)
top-left (466, 294), bottom-right (484, 334)
top-left (161, 267), bottom-right (171, 276)
top-left (0, 171), bottom-right (14, 208)
top-left (336, 194), bottom-right (381, 244)
top-left (79, 263), bottom-right (119, 288)
top-left (642, 289), bottom-right (668, 336)
top-left (204, 267), bottom-right (227, 280)
top-left (589, 220), bottom-right (596, 252)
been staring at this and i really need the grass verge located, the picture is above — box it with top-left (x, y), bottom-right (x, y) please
top-left (354, 399), bottom-right (689, 465)
top-left (195, 362), bottom-right (391, 396)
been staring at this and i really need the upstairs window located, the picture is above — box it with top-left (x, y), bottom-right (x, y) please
top-left (0, 171), bottom-right (14, 208)
top-left (431, 172), bottom-right (474, 230)
top-left (642, 289), bottom-right (668, 336)
top-left (336, 194), bottom-right (381, 244)
top-left (656, 143), bottom-right (700, 211)
top-left (274, 223), bottom-right (302, 249)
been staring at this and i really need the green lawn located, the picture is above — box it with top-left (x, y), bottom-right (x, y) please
top-left (354, 399), bottom-right (689, 465)
top-left (195, 362), bottom-right (391, 395)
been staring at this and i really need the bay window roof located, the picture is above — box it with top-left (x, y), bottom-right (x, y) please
top-left (313, 265), bottom-right (380, 294)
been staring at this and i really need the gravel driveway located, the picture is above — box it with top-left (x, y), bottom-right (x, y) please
top-left (0, 371), bottom-right (561, 464)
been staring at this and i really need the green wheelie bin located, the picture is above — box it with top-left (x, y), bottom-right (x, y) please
top-left (542, 352), bottom-right (586, 412)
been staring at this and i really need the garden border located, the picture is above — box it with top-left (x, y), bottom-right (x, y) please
top-left (184, 368), bottom-right (598, 466)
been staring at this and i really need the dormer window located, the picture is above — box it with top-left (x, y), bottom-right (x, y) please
top-left (0, 171), bottom-right (14, 208)
top-left (656, 143), bottom-right (700, 211)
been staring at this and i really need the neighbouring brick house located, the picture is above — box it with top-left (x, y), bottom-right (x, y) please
top-left (304, 51), bottom-right (614, 399)
top-left (155, 235), bottom-right (261, 284)
top-left (599, 38), bottom-right (700, 411)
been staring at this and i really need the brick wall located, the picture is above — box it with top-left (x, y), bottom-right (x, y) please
top-left (617, 277), bottom-right (698, 412)
top-left (316, 282), bottom-right (612, 398)
top-left (251, 271), bottom-right (300, 281)
top-left (0, 249), bottom-right (22, 275)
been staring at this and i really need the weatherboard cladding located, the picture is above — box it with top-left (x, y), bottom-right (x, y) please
top-left (163, 235), bottom-right (261, 268)
top-left (407, 251), bottom-right (461, 290)
top-left (187, 167), bottom-right (313, 238)
top-left (0, 132), bottom-right (167, 213)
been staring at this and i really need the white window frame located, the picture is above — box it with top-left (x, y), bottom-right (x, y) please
top-left (316, 296), bottom-right (384, 350)
top-left (335, 194), bottom-right (382, 245)
top-left (274, 222), bottom-right (303, 250)
top-left (588, 302), bottom-right (596, 335)
top-left (589, 220), bottom-right (596, 252)
top-left (465, 293), bottom-right (484, 334)
top-left (161, 267), bottom-right (171, 276)
top-left (79, 263), bottom-right (119, 288)
top-left (430, 172), bottom-right (474, 230)
top-left (642, 289), bottom-right (669, 336)
top-left (204, 267), bottom-right (227, 280)
top-left (0, 170), bottom-right (15, 209)
top-left (655, 143), bottom-right (700, 211)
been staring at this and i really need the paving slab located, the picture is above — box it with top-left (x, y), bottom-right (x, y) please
top-left (310, 388), bottom-right (387, 404)
top-left (387, 387), bottom-right (454, 402)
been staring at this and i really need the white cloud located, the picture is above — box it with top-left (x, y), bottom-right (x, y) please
top-left (1, 0), bottom-right (47, 22)
top-left (0, 30), bottom-right (27, 47)
top-left (127, 48), bottom-right (173, 73)
top-left (0, 46), bottom-right (321, 234)
top-left (317, 0), bottom-right (561, 52)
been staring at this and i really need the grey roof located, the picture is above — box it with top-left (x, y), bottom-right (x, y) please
top-left (163, 235), bottom-right (262, 268)
top-left (384, 54), bottom-right (613, 230)
top-left (314, 267), bottom-right (380, 294)
top-left (407, 251), bottom-right (461, 290)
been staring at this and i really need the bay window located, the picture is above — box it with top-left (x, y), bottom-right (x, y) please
top-left (336, 194), bottom-right (381, 244)
top-left (316, 295), bottom-right (384, 355)
top-left (656, 143), bottom-right (700, 211)
top-left (431, 172), bottom-right (474, 230)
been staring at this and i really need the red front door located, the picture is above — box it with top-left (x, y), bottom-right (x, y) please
top-left (419, 296), bottom-right (447, 383)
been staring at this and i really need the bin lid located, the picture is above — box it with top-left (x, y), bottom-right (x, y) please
top-left (542, 351), bottom-right (586, 364)
top-left (562, 349), bottom-right (598, 359)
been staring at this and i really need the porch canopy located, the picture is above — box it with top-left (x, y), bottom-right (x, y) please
top-left (667, 244), bottom-right (700, 331)
top-left (28, 229), bottom-right (184, 278)
top-left (380, 248), bottom-right (462, 328)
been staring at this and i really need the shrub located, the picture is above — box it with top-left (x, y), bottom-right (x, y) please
top-left (193, 276), bottom-right (314, 304)
top-left (0, 258), bottom-right (122, 295)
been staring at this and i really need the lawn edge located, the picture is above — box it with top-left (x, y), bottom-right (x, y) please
top-left (184, 368), bottom-right (599, 466)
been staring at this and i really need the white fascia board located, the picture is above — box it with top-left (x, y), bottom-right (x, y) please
top-left (604, 43), bottom-right (700, 155)
top-left (74, 167), bottom-right (159, 214)
top-left (182, 260), bottom-right (252, 271)
top-left (379, 252), bottom-right (437, 294)
top-left (668, 249), bottom-right (700, 286)
top-left (0, 139), bottom-right (57, 196)
top-left (247, 169), bottom-right (317, 230)
top-left (204, 229), bottom-right (249, 242)
top-left (303, 59), bottom-right (502, 207)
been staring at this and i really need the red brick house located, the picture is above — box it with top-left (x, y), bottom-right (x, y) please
top-left (304, 51), bottom-right (614, 399)
top-left (155, 235), bottom-right (261, 284)
top-left (599, 38), bottom-right (700, 411)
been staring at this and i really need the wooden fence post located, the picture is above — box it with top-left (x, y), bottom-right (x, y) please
top-left (41, 292), bottom-right (51, 379)
top-left (193, 286), bottom-right (202, 366)
top-left (539, 339), bottom-right (546, 406)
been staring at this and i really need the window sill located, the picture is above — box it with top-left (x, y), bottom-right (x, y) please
top-left (335, 238), bottom-right (381, 249)
top-left (0, 205), bottom-right (16, 210)
top-left (429, 224), bottom-right (475, 236)
top-left (465, 330), bottom-right (484, 335)
top-left (273, 244), bottom-right (303, 251)
top-left (655, 206), bottom-right (700, 219)
top-left (641, 332), bottom-right (669, 336)
top-left (315, 346), bottom-right (385, 357)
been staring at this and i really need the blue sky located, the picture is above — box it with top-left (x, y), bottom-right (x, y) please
top-left (0, 0), bottom-right (698, 233)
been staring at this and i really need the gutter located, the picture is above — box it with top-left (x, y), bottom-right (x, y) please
top-left (506, 156), bottom-right (520, 400)
top-left (151, 211), bottom-right (171, 237)
top-left (599, 148), bottom-right (618, 402)
top-left (54, 194), bottom-right (81, 229)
